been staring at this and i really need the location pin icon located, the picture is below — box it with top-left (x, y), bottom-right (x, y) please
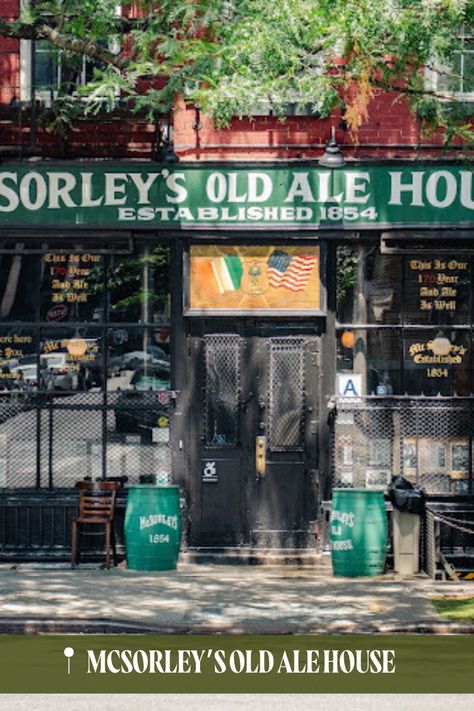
top-left (64, 646), bottom-right (75, 674)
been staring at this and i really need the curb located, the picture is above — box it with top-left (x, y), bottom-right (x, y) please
top-left (1, 617), bottom-right (473, 635)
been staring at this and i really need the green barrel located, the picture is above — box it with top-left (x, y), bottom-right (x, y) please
top-left (124, 485), bottom-right (182, 571)
top-left (330, 488), bottom-right (387, 577)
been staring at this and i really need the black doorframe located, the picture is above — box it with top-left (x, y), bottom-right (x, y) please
top-left (184, 319), bottom-right (325, 547)
top-left (169, 233), bottom-right (337, 548)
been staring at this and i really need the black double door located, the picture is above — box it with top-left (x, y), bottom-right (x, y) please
top-left (188, 322), bottom-right (320, 548)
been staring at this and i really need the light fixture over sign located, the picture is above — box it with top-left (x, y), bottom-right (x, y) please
top-left (318, 127), bottom-right (346, 168)
top-left (153, 114), bottom-right (180, 164)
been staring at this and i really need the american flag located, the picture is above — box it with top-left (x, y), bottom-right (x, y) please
top-left (267, 250), bottom-right (317, 292)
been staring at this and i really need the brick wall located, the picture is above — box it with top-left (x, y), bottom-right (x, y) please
top-left (0, 1), bottom-right (19, 104)
top-left (0, 1), bottom-right (469, 161)
top-left (173, 92), bottom-right (465, 162)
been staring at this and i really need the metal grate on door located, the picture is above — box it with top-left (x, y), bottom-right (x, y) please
top-left (203, 334), bottom-right (241, 448)
top-left (267, 338), bottom-right (304, 452)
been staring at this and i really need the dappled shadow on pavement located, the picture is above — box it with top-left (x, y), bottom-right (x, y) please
top-left (0, 564), bottom-right (451, 633)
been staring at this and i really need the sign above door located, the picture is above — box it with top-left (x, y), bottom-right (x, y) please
top-left (0, 164), bottom-right (473, 230)
top-left (188, 245), bottom-right (321, 314)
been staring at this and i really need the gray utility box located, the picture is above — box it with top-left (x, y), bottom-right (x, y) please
top-left (392, 509), bottom-right (420, 575)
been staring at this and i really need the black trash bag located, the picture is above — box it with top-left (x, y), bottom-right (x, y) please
top-left (389, 475), bottom-right (425, 515)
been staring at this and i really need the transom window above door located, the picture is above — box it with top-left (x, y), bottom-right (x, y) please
top-left (187, 244), bottom-right (323, 316)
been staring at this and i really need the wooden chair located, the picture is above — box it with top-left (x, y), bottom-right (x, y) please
top-left (71, 481), bottom-right (119, 569)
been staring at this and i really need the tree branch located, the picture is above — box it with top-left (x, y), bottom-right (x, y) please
top-left (0, 17), bottom-right (130, 70)
top-left (371, 77), bottom-right (463, 102)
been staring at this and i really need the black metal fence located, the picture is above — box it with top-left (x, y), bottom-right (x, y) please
top-left (332, 396), bottom-right (474, 495)
top-left (0, 390), bottom-right (172, 559)
top-left (0, 390), bottom-right (171, 489)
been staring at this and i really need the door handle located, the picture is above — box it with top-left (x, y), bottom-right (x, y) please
top-left (256, 435), bottom-right (267, 478)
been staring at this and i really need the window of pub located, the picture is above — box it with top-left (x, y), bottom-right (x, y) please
top-left (40, 251), bottom-right (104, 323)
top-left (336, 245), bottom-right (472, 395)
top-left (0, 252), bottom-right (37, 322)
top-left (335, 244), bottom-right (473, 495)
top-left (39, 327), bottom-right (103, 392)
top-left (0, 240), bottom-right (171, 489)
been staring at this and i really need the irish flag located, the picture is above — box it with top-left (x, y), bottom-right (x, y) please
top-left (210, 255), bottom-right (243, 294)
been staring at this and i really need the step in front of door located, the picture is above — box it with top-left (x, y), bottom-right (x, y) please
top-left (181, 547), bottom-right (331, 567)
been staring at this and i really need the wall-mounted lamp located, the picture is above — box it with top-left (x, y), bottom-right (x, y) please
top-left (192, 103), bottom-right (202, 131)
top-left (153, 114), bottom-right (180, 164)
top-left (157, 138), bottom-right (180, 165)
top-left (318, 126), bottom-right (345, 168)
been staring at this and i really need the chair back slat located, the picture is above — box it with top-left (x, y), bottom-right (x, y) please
top-left (75, 480), bottom-right (118, 522)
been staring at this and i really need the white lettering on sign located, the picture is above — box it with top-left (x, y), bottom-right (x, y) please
top-left (128, 172), bottom-right (161, 204)
top-left (148, 534), bottom-right (170, 544)
top-left (284, 173), bottom-right (316, 202)
top-left (388, 171), bottom-right (425, 206)
top-left (0, 172), bottom-right (19, 211)
top-left (0, 168), bottom-right (472, 225)
top-left (139, 513), bottom-right (178, 530)
top-left (0, 170), bottom-right (190, 212)
top-left (425, 170), bottom-right (457, 208)
top-left (21, 172), bottom-right (47, 210)
top-left (104, 173), bottom-right (129, 206)
top-left (389, 169), bottom-right (474, 209)
top-left (206, 172), bottom-right (273, 204)
top-left (460, 171), bottom-right (474, 209)
top-left (284, 171), bottom-right (371, 204)
top-left (344, 172), bottom-right (371, 203)
top-left (48, 172), bottom-right (77, 209)
top-left (164, 172), bottom-right (188, 203)
top-left (81, 172), bottom-right (103, 207)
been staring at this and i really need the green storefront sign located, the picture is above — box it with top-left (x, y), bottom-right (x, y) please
top-left (0, 164), bottom-right (473, 229)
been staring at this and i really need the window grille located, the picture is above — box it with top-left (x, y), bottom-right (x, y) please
top-left (203, 334), bottom-right (241, 448)
top-left (268, 338), bottom-right (304, 451)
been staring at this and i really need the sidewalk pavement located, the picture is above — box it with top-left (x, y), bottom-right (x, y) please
top-left (0, 561), bottom-right (473, 634)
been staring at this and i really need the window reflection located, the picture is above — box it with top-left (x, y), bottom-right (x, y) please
top-left (337, 329), bottom-right (401, 395)
top-left (0, 242), bottom-right (172, 491)
top-left (39, 328), bottom-right (103, 392)
top-left (108, 246), bottom-right (170, 323)
top-left (107, 328), bottom-right (170, 392)
top-left (0, 328), bottom-right (37, 392)
top-left (0, 252), bottom-right (37, 322)
top-left (337, 327), bottom-right (471, 396)
top-left (336, 246), bottom-right (401, 325)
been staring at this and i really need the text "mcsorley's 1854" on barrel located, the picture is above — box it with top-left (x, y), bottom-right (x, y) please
top-left (124, 485), bottom-right (182, 571)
